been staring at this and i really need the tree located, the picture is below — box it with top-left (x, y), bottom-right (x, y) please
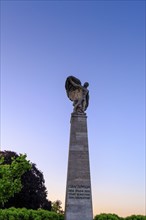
top-left (0, 153), bottom-right (31, 206)
top-left (0, 151), bottom-right (51, 210)
top-left (94, 213), bottom-right (121, 220)
top-left (94, 214), bottom-right (146, 220)
top-left (125, 215), bottom-right (146, 220)
top-left (51, 200), bottom-right (64, 214)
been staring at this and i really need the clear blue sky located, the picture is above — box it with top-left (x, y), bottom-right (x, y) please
top-left (0, 0), bottom-right (145, 217)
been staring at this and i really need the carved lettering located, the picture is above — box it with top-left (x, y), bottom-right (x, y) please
top-left (67, 185), bottom-right (91, 200)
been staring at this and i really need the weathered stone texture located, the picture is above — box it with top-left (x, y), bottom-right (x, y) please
top-left (65, 113), bottom-right (93, 220)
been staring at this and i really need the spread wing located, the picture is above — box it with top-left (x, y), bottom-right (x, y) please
top-left (65, 76), bottom-right (82, 101)
top-left (68, 88), bottom-right (83, 101)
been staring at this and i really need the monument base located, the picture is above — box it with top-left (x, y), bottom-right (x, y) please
top-left (65, 113), bottom-right (93, 220)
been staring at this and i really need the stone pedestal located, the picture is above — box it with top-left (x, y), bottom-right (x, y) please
top-left (65, 113), bottom-right (93, 220)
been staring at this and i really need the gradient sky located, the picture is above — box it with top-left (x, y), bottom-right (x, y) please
top-left (0, 0), bottom-right (145, 217)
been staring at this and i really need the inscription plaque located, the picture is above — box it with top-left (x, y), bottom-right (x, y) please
top-left (68, 185), bottom-right (91, 199)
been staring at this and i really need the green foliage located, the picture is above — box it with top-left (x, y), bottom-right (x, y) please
top-left (0, 208), bottom-right (61, 220)
top-left (0, 151), bottom-right (51, 210)
top-left (94, 214), bottom-right (146, 220)
top-left (0, 154), bottom-right (31, 206)
top-left (0, 209), bottom-right (145, 220)
top-left (125, 215), bottom-right (146, 220)
top-left (58, 213), bottom-right (64, 220)
top-left (94, 213), bottom-right (121, 220)
top-left (51, 200), bottom-right (64, 214)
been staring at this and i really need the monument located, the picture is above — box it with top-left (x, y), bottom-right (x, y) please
top-left (65, 76), bottom-right (93, 220)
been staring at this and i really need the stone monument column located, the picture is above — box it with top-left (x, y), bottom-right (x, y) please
top-left (65, 76), bottom-right (93, 220)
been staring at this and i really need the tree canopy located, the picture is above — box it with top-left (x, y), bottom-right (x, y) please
top-left (94, 214), bottom-right (146, 220)
top-left (0, 153), bottom-right (31, 206)
top-left (0, 151), bottom-right (51, 210)
top-left (52, 200), bottom-right (64, 214)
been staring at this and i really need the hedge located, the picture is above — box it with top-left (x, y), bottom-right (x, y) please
top-left (0, 208), bottom-right (64, 220)
top-left (0, 209), bottom-right (145, 220)
top-left (94, 214), bottom-right (146, 220)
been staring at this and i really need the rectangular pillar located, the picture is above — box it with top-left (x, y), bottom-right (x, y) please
top-left (65, 113), bottom-right (93, 220)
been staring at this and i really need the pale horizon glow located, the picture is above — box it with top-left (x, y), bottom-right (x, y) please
top-left (0, 0), bottom-right (145, 217)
